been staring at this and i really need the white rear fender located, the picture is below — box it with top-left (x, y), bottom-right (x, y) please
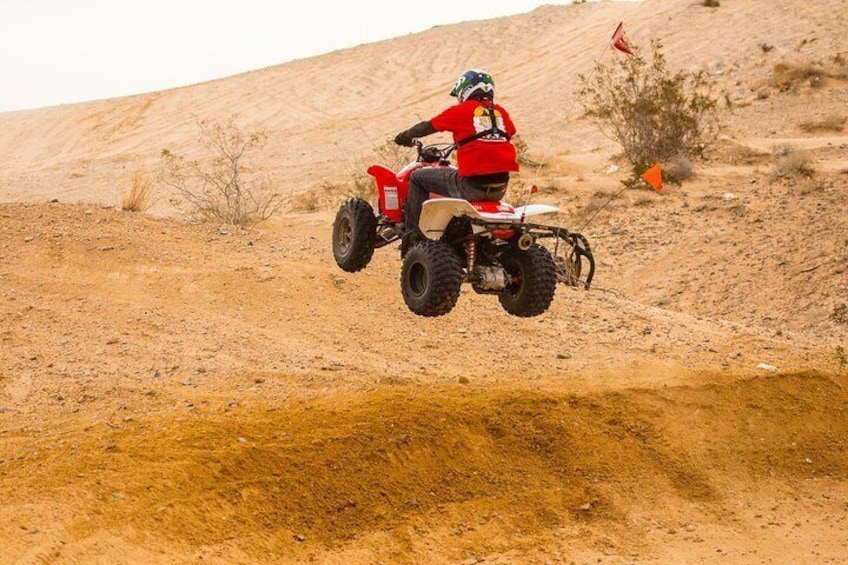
top-left (512, 204), bottom-right (560, 218)
top-left (418, 198), bottom-right (559, 239)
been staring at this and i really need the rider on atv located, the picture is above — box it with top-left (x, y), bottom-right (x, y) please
top-left (393, 69), bottom-right (520, 254)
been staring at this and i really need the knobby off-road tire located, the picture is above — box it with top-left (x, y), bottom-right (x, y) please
top-left (401, 240), bottom-right (463, 317)
top-left (332, 198), bottom-right (377, 272)
top-left (498, 244), bottom-right (557, 317)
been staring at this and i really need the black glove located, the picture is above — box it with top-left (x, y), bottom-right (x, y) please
top-left (394, 130), bottom-right (414, 147)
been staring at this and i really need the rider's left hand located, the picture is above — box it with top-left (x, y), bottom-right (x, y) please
top-left (394, 131), bottom-right (414, 147)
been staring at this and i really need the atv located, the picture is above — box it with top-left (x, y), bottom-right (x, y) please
top-left (332, 141), bottom-right (594, 317)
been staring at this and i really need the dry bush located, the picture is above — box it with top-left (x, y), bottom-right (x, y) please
top-left (349, 140), bottom-right (409, 200)
top-left (713, 143), bottom-right (769, 166)
top-left (832, 304), bottom-right (848, 325)
top-left (121, 169), bottom-right (154, 212)
top-left (578, 189), bottom-right (625, 221)
top-left (832, 345), bottom-right (847, 375)
top-left (159, 115), bottom-right (283, 225)
top-left (578, 40), bottom-right (719, 187)
top-left (287, 181), bottom-right (358, 213)
top-left (664, 155), bottom-right (695, 183)
top-left (702, 0), bottom-right (720, 6)
top-left (771, 145), bottom-right (815, 179)
top-left (329, 138), bottom-right (419, 212)
top-left (287, 187), bottom-right (324, 213)
top-left (770, 62), bottom-right (831, 92)
top-left (799, 115), bottom-right (846, 133)
top-left (512, 135), bottom-right (543, 167)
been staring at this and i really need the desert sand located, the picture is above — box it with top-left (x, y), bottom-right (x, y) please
top-left (1, 0), bottom-right (847, 563)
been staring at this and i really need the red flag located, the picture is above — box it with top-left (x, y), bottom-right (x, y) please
top-left (642, 164), bottom-right (663, 191)
top-left (611, 22), bottom-right (633, 55)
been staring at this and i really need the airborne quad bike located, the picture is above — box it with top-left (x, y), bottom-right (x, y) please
top-left (332, 141), bottom-right (594, 317)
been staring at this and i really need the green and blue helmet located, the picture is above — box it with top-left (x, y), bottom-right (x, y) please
top-left (449, 69), bottom-right (495, 103)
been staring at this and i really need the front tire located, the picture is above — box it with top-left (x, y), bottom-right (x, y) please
top-left (401, 240), bottom-right (463, 317)
top-left (332, 198), bottom-right (377, 272)
top-left (498, 244), bottom-right (557, 317)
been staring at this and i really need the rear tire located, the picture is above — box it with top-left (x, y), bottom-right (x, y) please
top-left (401, 240), bottom-right (462, 317)
top-left (498, 244), bottom-right (557, 317)
top-left (332, 198), bottom-right (377, 272)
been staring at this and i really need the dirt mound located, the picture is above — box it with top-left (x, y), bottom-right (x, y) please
top-left (2, 371), bottom-right (845, 563)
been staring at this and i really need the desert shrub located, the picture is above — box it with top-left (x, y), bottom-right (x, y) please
top-left (578, 40), bottom-right (719, 186)
top-left (343, 139), bottom-right (413, 204)
top-left (702, 0), bottom-right (720, 6)
top-left (159, 115), bottom-right (282, 225)
top-left (288, 179), bottom-right (373, 213)
top-left (121, 169), bottom-right (154, 212)
top-left (799, 115), bottom-right (846, 133)
top-left (512, 135), bottom-right (542, 167)
top-left (832, 304), bottom-right (848, 325)
top-left (770, 62), bottom-right (828, 91)
top-left (664, 155), bottom-right (695, 183)
top-left (287, 186), bottom-right (325, 213)
top-left (833, 345), bottom-right (847, 375)
top-left (714, 143), bottom-right (768, 166)
top-left (771, 145), bottom-right (815, 179)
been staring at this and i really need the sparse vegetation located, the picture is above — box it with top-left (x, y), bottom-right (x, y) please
top-left (579, 189), bottom-right (625, 220)
top-left (348, 139), bottom-right (409, 200)
top-left (121, 169), bottom-right (154, 212)
top-left (159, 115), bottom-right (282, 225)
top-left (833, 345), bottom-right (847, 375)
top-left (771, 145), bottom-right (815, 179)
top-left (714, 142), bottom-right (769, 166)
top-left (799, 114), bottom-right (846, 133)
top-left (702, 0), bottom-right (720, 7)
top-left (578, 40), bottom-right (720, 187)
top-left (513, 135), bottom-right (542, 167)
top-left (832, 303), bottom-right (848, 325)
top-left (664, 155), bottom-right (695, 183)
top-left (770, 62), bottom-right (828, 92)
top-left (289, 140), bottom-right (410, 213)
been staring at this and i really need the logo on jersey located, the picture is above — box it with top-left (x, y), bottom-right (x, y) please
top-left (472, 106), bottom-right (507, 142)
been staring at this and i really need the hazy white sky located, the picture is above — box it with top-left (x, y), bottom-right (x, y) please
top-left (0, 0), bottom-right (583, 113)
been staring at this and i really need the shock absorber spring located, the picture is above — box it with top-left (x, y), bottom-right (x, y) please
top-left (465, 239), bottom-right (477, 272)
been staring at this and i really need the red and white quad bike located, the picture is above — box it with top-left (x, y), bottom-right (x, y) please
top-left (332, 142), bottom-right (595, 317)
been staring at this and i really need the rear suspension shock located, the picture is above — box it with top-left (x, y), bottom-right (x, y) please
top-left (465, 240), bottom-right (477, 272)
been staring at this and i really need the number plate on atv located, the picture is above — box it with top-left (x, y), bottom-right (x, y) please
top-left (384, 187), bottom-right (399, 211)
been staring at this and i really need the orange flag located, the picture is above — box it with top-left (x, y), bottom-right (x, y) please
top-left (642, 164), bottom-right (663, 191)
top-left (611, 22), bottom-right (633, 55)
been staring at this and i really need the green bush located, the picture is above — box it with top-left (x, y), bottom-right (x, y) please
top-left (578, 40), bottom-right (720, 185)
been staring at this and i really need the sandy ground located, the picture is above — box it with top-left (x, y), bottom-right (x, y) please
top-left (1, 0), bottom-right (847, 563)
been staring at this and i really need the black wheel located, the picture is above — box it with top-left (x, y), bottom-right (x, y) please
top-left (401, 240), bottom-right (463, 317)
top-left (498, 244), bottom-right (557, 317)
top-left (332, 198), bottom-right (377, 272)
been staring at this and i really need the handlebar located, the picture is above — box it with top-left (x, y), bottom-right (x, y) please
top-left (413, 140), bottom-right (456, 164)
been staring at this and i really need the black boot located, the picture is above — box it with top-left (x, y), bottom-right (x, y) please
top-left (400, 227), bottom-right (423, 259)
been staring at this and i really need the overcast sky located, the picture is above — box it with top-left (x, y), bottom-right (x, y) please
top-left (0, 0), bottom-right (597, 113)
